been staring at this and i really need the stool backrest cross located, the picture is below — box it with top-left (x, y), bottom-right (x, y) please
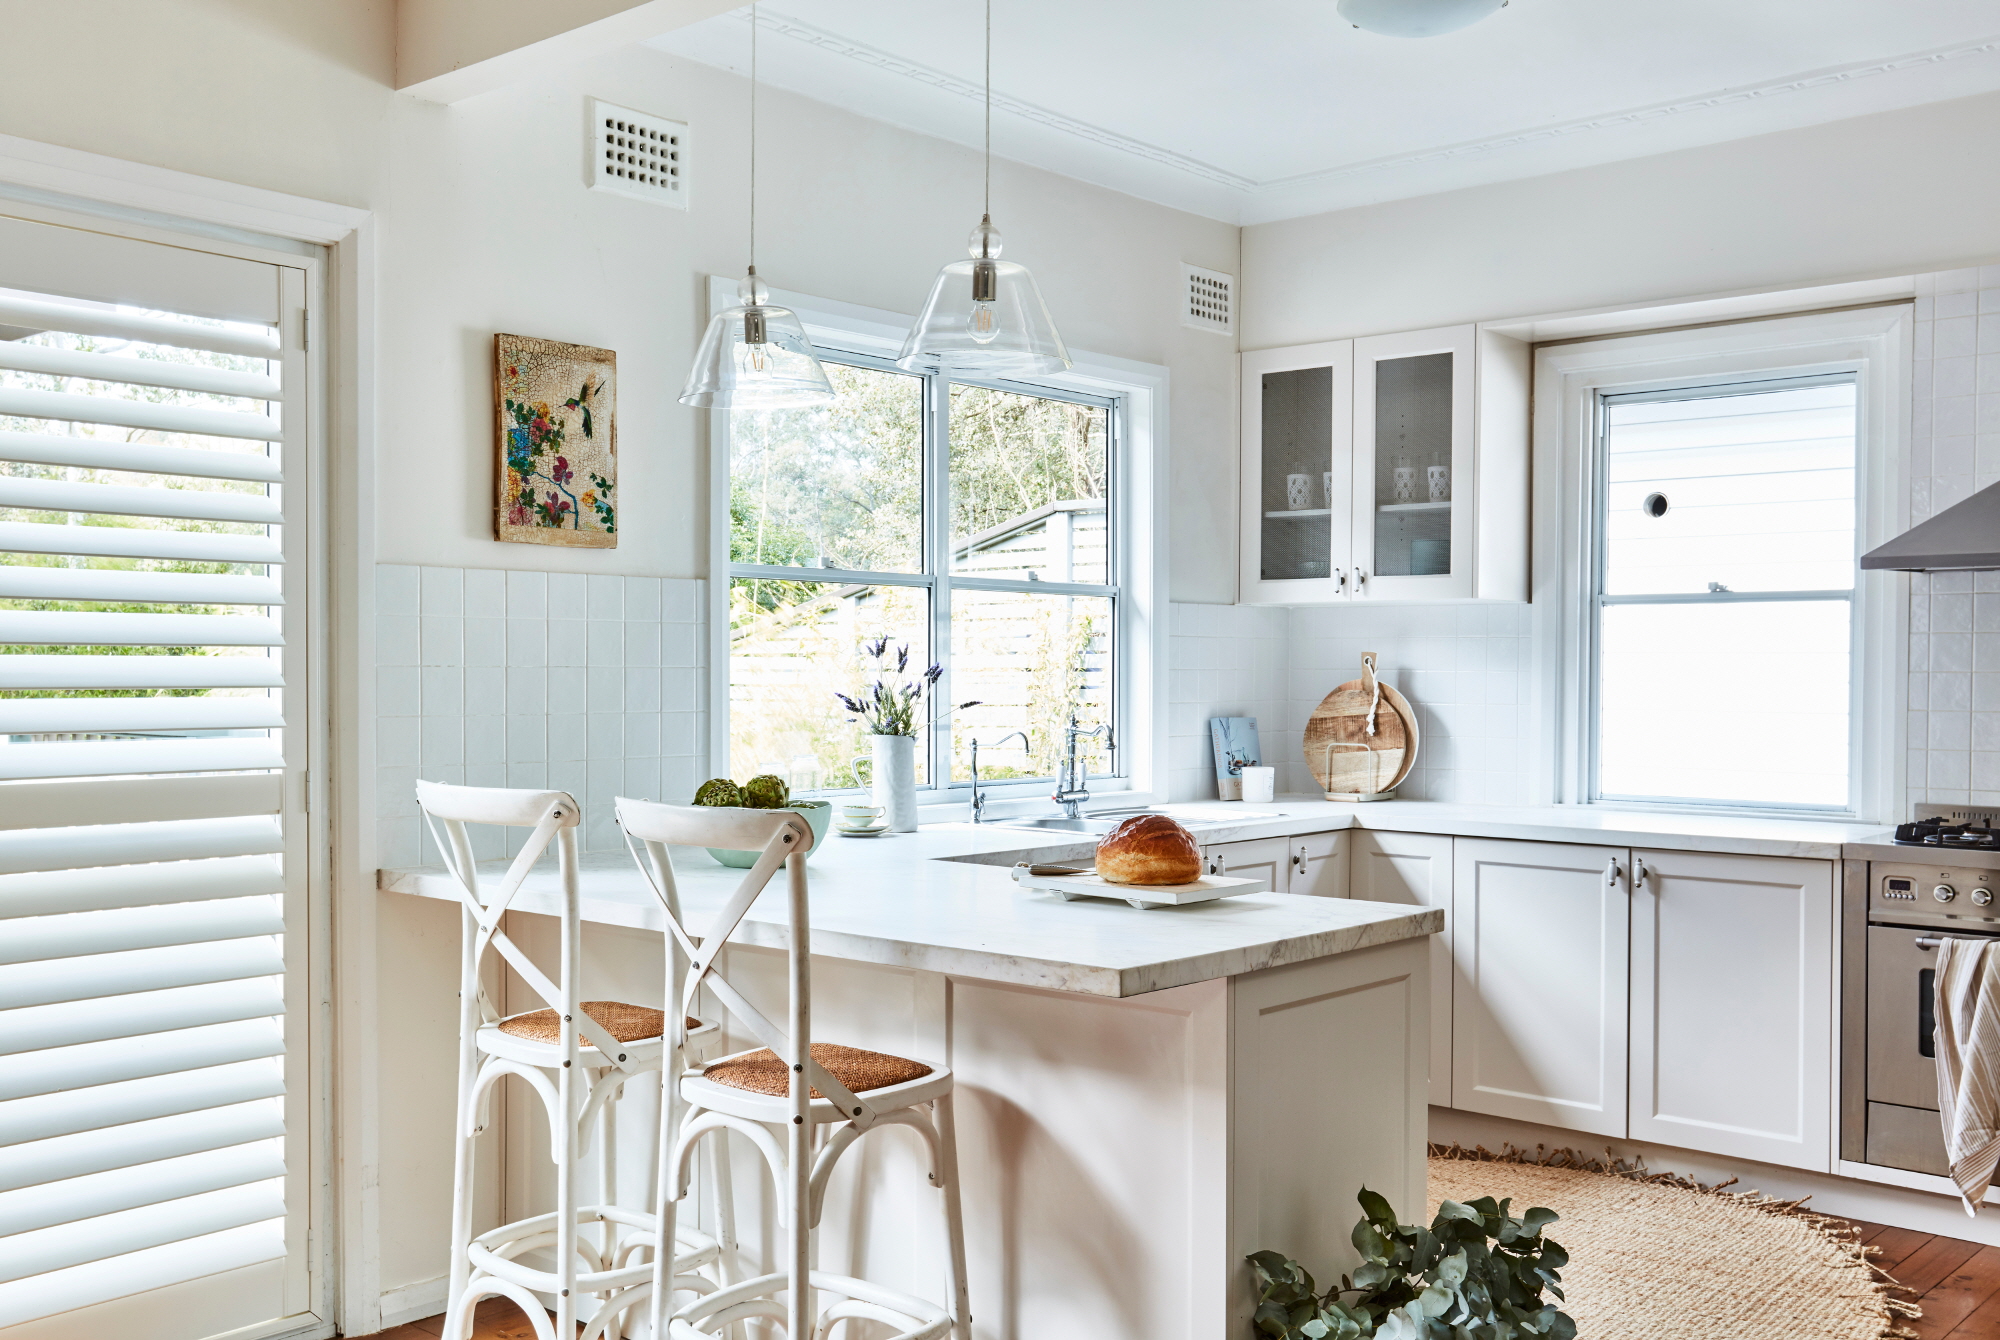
top-left (416, 780), bottom-right (631, 1066)
top-left (613, 797), bottom-right (873, 1124)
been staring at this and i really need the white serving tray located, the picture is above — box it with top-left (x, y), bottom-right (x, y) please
top-left (1008, 863), bottom-right (1265, 910)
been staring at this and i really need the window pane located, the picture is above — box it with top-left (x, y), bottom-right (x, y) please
top-left (1372, 352), bottom-right (1453, 578)
top-left (1603, 383), bottom-right (1855, 595)
top-left (729, 362), bottom-right (923, 573)
top-left (949, 590), bottom-right (1113, 782)
top-left (728, 577), bottom-right (928, 791)
top-left (1598, 600), bottom-right (1849, 807)
top-left (949, 384), bottom-right (1108, 584)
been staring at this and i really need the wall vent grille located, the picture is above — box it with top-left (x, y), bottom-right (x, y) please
top-left (1181, 263), bottom-right (1233, 335)
top-left (589, 98), bottom-right (688, 209)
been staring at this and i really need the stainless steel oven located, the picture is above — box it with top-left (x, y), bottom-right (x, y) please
top-left (1842, 851), bottom-right (2000, 1175)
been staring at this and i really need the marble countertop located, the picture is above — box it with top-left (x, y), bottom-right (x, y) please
top-left (378, 797), bottom-right (1896, 998)
top-left (377, 815), bottom-right (1443, 999)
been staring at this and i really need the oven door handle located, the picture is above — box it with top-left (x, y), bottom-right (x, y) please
top-left (1913, 934), bottom-right (2000, 950)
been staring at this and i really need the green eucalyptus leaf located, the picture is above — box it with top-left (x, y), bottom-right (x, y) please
top-left (1357, 1187), bottom-right (1399, 1227)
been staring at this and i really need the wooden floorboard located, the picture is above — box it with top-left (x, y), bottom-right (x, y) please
top-left (348, 1229), bottom-right (2000, 1340)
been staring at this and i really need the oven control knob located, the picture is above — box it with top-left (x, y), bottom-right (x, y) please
top-left (1975, 887), bottom-right (1995, 907)
top-left (1937, 884), bottom-right (1960, 903)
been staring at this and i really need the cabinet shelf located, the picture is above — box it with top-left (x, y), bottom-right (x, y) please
top-left (1263, 509), bottom-right (1331, 519)
top-left (1378, 502), bottom-right (1451, 513)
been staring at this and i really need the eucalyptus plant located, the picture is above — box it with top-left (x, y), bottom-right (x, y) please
top-left (1249, 1188), bottom-right (1574, 1340)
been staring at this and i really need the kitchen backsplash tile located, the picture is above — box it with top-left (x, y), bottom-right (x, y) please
top-left (377, 564), bottom-right (707, 867)
top-left (1908, 270), bottom-right (2000, 815)
top-left (1166, 602), bottom-right (1532, 804)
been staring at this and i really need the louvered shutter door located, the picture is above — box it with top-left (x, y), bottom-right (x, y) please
top-left (0, 216), bottom-right (309, 1334)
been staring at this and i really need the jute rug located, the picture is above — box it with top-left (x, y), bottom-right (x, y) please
top-left (1428, 1145), bottom-right (1920, 1340)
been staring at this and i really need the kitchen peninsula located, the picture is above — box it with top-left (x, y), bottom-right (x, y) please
top-left (380, 809), bottom-right (1442, 1340)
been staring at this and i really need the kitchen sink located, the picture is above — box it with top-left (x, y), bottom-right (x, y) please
top-left (991, 816), bottom-right (1122, 834)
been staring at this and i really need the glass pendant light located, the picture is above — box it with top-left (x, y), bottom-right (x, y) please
top-left (680, 2), bottom-right (835, 410)
top-left (897, 0), bottom-right (1070, 377)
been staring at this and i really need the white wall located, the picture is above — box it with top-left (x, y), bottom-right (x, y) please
top-left (1242, 89), bottom-right (2000, 350)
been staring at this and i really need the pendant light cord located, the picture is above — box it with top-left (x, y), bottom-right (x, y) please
top-left (749, 0), bottom-right (758, 276)
top-left (983, 0), bottom-right (992, 218)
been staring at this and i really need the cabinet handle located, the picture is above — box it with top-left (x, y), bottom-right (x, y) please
top-left (1633, 857), bottom-right (1651, 891)
top-left (1336, 569), bottom-right (1348, 591)
top-left (1355, 569), bottom-right (1369, 590)
top-left (1604, 858), bottom-right (1623, 891)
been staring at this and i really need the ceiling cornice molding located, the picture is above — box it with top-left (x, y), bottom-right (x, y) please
top-left (1257, 33), bottom-right (2000, 197)
top-left (744, 8), bottom-right (1256, 190)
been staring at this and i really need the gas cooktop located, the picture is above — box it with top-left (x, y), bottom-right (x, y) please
top-left (1893, 816), bottom-right (2000, 851)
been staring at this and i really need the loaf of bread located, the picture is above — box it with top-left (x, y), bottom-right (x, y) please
top-left (1095, 814), bottom-right (1201, 886)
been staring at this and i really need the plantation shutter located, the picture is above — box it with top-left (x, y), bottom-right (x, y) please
top-left (0, 213), bottom-right (309, 1334)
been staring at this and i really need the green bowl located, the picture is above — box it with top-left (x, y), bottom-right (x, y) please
top-left (705, 800), bottom-right (833, 868)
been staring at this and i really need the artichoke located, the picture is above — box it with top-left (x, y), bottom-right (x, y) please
top-left (742, 774), bottom-right (790, 809)
top-left (692, 778), bottom-right (743, 807)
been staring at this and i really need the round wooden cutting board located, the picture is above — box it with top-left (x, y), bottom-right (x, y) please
top-left (1304, 652), bottom-right (1420, 798)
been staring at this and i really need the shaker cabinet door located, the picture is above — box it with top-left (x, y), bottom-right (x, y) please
top-left (1205, 837), bottom-right (1292, 892)
top-left (1290, 830), bottom-right (1348, 898)
top-left (1352, 325), bottom-right (1477, 602)
top-left (1628, 849), bottom-right (1834, 1171)
top-left (1452, 838), bottom-right (1629, 1136)
top-left (1350, 831), bottom-right (1454, 1104)
top-left (1240, 342), bottom-right (1355, 605)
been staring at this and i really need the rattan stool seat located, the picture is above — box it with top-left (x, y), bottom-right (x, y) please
top-left (702, 1042), bottom-right (933, 1098)
top-left (496, 999), bottom-right (697, 1047)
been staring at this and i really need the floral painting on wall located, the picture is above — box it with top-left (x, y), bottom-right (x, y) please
top-left (495, 333), bottom-right (617, 548)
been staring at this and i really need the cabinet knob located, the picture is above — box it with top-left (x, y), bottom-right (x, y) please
top-left (1355, 569), bottom-right (1369, 590)
top-left (1604, 859), bottom-right (1623, 890)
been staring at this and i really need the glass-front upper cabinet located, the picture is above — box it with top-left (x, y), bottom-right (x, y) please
top-left (1352, 325), bottom-right (1477, 601)
top-left (1240, 340), bottom-right (1353, 603)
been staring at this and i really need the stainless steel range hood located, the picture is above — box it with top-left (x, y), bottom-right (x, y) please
top-left (1860, 480), bottom-right (2000, 572)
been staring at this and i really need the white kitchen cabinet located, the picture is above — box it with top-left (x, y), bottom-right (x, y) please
top-left (1239, 326), bottom-right (1528, 606)
top-left (1204, 836), bottom-right (1292, 890)
top-left (1289, 831), bottom-right (1348, 898)
top-left (1201, 832), bottom-right (1346, 897)
top-left (1452, 838), bottom-right (1629, 1136)
top-left (1349, 832), bottom-right (1453, 1104)
top-left (1240, 341), bottom-right (1354, 604)
top-left (1628, 848), bottom-right (1834, 1171)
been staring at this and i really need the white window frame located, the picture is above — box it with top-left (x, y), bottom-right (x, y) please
top-left (1532, 305), bottom-right (1911, 822)
top-left (704, 278), bottom-right (1168, 816)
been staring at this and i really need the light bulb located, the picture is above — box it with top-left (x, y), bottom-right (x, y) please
top-left (744, 342), bottom-right (770, 374)
top-left (967, 298), bottom-right (1001, 344)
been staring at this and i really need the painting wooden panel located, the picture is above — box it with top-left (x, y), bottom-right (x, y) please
top-left (495, 333), bottom-right (616, 548)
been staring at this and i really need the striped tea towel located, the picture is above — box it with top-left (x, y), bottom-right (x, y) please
top-left (1935, 936), bottom-right (2000, 1215)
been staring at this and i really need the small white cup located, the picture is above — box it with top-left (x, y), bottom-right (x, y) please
top-left (1286, 473), bottom-right (1312, 510)
top-left (838, 803), bottom-right (886, 829)
top-left (1240, 766), bottom-right (1275, 804)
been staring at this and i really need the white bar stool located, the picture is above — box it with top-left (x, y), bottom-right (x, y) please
top-left (612, 797), bottom-right (971, 1340)
top-left (418, 781), bottom-right (729, 1340)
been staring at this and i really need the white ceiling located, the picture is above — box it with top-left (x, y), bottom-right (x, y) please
top-left (650, 2), bottom-right (2000, 226)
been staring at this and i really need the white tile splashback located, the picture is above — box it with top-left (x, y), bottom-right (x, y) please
top-left (376, 564), bottom-right (707, 865)
top-left (1907, 268), bottom-right (2000, 815)
top-left (1167, 601), bottom-right (1531, 804)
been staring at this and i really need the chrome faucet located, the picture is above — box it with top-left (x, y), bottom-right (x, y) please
top-left (1053, 715), bottom-right (1113, 819)
top-left (970, 731), bottom-right (1031, 823)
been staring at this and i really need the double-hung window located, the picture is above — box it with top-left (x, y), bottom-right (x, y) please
top-left (1538, 306), bottom-right (1908, 820)
top-left (725, 352), bottom-right (1122, 798)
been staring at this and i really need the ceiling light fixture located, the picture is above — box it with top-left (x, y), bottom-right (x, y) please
top-left (896, 0), bottom-right (1070, 378)
top-left (1337, 0), bottom-right (1507, 38)
top-left (680, 1), bottom-right (835, 410)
